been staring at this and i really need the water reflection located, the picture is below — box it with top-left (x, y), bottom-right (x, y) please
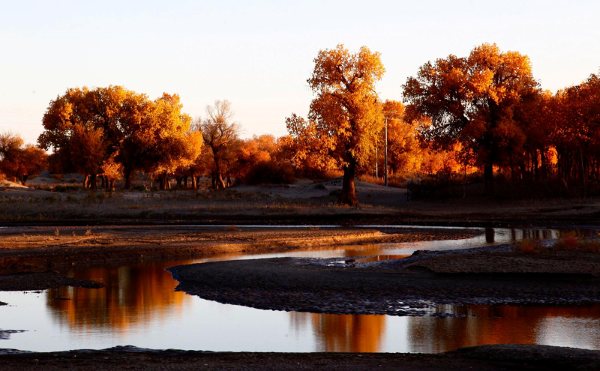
top-left (288, 304), bottom-right (600, 353)
top-left (291, 312), bottom-right (386, 352)
top-left (46, 261), bottom-right (195, 331)
top-left (1, 226), bottom-right (596, 353)
top-left (407, 304), bottom-right (600, 353)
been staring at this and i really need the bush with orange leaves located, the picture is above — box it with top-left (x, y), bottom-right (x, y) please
top-left (515, 239), bottom-right (544, 254)
top-left (553, 234), bottom-right (600, 253)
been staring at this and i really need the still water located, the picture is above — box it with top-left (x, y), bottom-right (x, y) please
top-left (0, 227), bottom-right (598, 353)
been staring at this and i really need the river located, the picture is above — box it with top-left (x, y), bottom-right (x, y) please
top-left (0, 226), bottom-right (598, 353)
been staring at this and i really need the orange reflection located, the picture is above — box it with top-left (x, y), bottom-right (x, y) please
top-left (46, 260), bottom-right (196, 331)
top-left (291, 312), bottom-right (386, 352)
top-left (340, 244), bottom-right (409, 263)
top-left (408, 304), bottom-right (600, 353)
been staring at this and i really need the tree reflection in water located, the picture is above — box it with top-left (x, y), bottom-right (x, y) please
top-left (46, 261), bottom-right (196, 331)
top-left (41, 252), bottom-right (598, 352)
top-left (290, 304), bottom-right (600, 353)
top-left (290, 312), bottom-right (386, 352)
top-left (408, 304), bottom-right (600, 353)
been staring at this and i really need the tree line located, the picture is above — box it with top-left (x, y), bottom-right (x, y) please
top-left (0, 43), bottom-right (599, 204)
top-left (286, 43), bottom-right (600, 203)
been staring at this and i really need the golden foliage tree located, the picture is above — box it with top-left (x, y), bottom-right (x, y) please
top-left (380, 100), bottom-right (423, 177)
top-left (284, 114), bottom-right (337, 177)
top-left (403, 43), bottom-right (538, 193)
top-left (39, 86), bottom-right (202, 190)
top-left (0, 133), bottom-right (47, 184)
top-left (234, 135), bottom-right (275, 179)
top-left (40, 86), bottom-right (132, 188)
top-left (141, 94), bottom-right (201, 190)
top-left (200, 100), bottom-right (239, 190)
top-left (307, 44), bottom-right (385, 205)
top-left (551, 74), bottom-right (600, 193)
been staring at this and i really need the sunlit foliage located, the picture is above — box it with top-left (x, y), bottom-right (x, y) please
top-left (30, 45), bottom-right (600, 198)
top-left (305, 44), bottom-right (385, 205)
top-left (0, 133), bottom-right (47, 184)
top-left (404, 43), bottom-right (538, 193)
top-left (39, 86), bottom-right (202, 190)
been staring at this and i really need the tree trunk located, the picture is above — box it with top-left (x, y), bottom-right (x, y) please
top-left (89, 174), bottom-right (97, 191)
top-left (124, 167), bottom-right (132, 190)
top-left (191, 175), bottom-right (197, 191)
top-left (214, 160), bottom-right (226, 190)
top-left (217, 175), bottom-right (226, 190)
top-left (462, 163), bottom-right (467, 199)
top-left (159, 172), bottom-right (169, 191)
top-left (484, 161), bottom-right (494, 195)
top-left (339, 160), bottom-right (358, 206)
top-left (580, 148), bottom-right (587, 198)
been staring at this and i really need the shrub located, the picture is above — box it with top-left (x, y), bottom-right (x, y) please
top-left (515, 239), bottom-right (543, 254)
top-left (554, 234), bottom-right (600, 253)
top-left (53, 185), bottom-right (80, 192)
top-left (243, 162), bottom-right (295, 185)
top-left (406, 174), bottom-right (470, 199)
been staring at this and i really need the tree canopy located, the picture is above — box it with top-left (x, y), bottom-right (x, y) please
top-left (403, 43), bottom-right (538, 192)
top-left (22, 44), bottom-right (600, 198)
top-left (39, 86), bottom-right (202, 190)
top-left (199, 100), bottom-right (240, 190)
top-left (0, 133), bottom-right (47, 184)
top-left (306, 44), bottom-right (385, 205)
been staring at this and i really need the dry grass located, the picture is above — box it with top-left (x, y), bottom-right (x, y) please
top-left (1, 182), bottom-right (600, 225)
top-left (0, 186), bottom-right (405, 223)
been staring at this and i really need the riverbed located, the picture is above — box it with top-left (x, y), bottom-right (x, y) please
top-left (0, 226), bottom-right (598, 353)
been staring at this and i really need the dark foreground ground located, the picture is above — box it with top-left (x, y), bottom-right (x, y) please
top-left (169, 245), bottom-right (600, 315)
top-left (0, 345), bottom-right (599, 370)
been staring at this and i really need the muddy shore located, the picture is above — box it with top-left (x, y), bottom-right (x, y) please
top-left (0, 272), bottom-right (103, 291)
top-left (0, 345), bottom-right (598, 370)
top-left (0, 226), bottom-right (478, 290)
top-left (169, 245), bottom-right (600, 315)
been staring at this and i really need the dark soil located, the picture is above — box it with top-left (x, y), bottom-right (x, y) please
top-left (169, 245), bottom-right (600, 315)
top-left (0, 345), bottom-right (598, 370)
top-left (0, 272), bottom-right (103, 291)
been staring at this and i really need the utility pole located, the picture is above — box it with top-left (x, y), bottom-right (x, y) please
top-left (375, 144), bottom-right (378, 178)
top-left (384, 116), bottom-right (388, 187)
